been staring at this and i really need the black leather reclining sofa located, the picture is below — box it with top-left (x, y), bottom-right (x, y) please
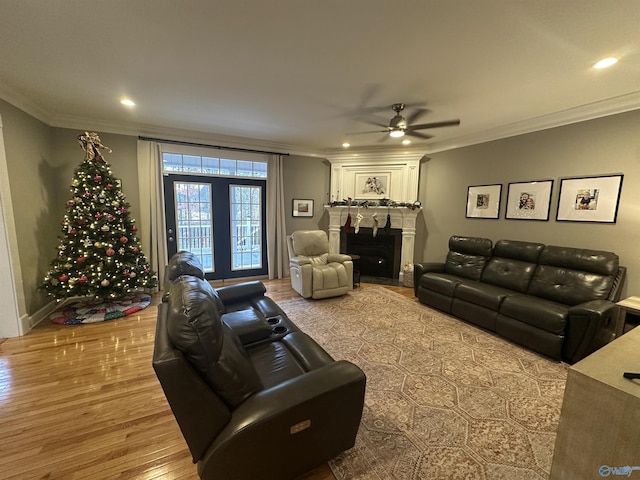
top-left (153, 251), bottom-right (366, 480)
top-left (414, 236), bottom-right (626, 364)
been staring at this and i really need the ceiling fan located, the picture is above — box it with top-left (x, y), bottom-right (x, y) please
top-left (350, 103), bottom-right (460, 141)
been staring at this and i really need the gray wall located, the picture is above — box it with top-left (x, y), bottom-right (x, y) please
top-left (0, 99), bottom-right (55, 316)
top-left (417, 109), bottom-right (640, 295)
top-left (283, 154), bottom-right (331, 234)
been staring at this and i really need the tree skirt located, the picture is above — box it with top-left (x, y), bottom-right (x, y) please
top-left (50, 293), bottom-right (152, 325)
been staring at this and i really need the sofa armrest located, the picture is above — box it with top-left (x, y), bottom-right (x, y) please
top-left (289, 256), bottom-right (312, 266)
top-left (564, 299), bottom-right (617, 363)
top-left (413, 262), bottom-right (445, 296)
top-left (216, 280), bottom-right (267, 305)
top-left (200, 360), bottom-right (366, 480)
top-left (328, 253), bottom-right (352, 263)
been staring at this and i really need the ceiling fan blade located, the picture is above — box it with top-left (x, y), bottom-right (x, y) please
top-left (377, 134), bottom-right (390, 143)
top-left (408, 119), bottom-right (461, 130)
top-left (406, 108), bottom-right (430, 125)
top-left (346, 129), bottom-right (389, 135)
top-left (405, 130), bottom-right (433, 140)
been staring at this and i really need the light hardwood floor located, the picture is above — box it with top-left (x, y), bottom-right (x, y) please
top-left (0, 280), bottom-right (415, 480)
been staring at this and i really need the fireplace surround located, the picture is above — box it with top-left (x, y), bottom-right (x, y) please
top-left (325, 205), bottom-right (421, 283)
top-left (324, 148), bottom-right (426, 284)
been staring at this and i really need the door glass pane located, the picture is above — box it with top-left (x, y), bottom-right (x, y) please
top-left (230, 185), bottom-right (262, 271)
top-left (174, 182), bottom-right (213, 272)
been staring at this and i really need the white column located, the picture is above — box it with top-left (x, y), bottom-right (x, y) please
top-left (326, 207), bottom-right (343, 254)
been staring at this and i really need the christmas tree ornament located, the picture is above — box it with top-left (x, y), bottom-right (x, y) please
top-left (101, 279), bottom-right (110, 287)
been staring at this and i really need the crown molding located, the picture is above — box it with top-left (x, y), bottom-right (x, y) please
top-left (0, 81), bottom-right (52, 125)
top-left (322, 144), bottom-right (429, 163)
top-left (424, 90), bottom-right (640, 154)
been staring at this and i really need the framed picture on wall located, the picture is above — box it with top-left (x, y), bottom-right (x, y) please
top-left (505, 180), bottom-right (554, 221)
top-left (466, 184), bottom-right (502, 219)
top-left (355, 173), bottom-right (391, 199)
top-left (556, 174), bottom-right (623, 223)
top-left (292, 198), bottom-right (314, 217)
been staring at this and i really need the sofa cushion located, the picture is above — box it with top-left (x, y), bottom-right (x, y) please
top-left (247, 341), bottom-right (307, 389)
top-left (444, 236), bottom-right (492, 280)
top-left (499, 294), bottom-right (568, 334)
top-left (493, 239), bottom-right (545, 263)
top-left (312, 263), bottom-right (349, 290)
top-left (539, 245), bottom-right (619, 276)
top-left (419, 273), bottom-right (463, 296)
top-left (454, 281), bottom-right (513, 310)
top-left (481, 257), bottom-right (537, 293)
top-left (167, 276), bottom-right (262, 408)
top-left (291, 230), bottom-right (331, 257)
top-left (528, 265), bottom-right (614, 306)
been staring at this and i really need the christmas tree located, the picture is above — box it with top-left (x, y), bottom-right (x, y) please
top-left (41, 132), bottom-right (157, 300)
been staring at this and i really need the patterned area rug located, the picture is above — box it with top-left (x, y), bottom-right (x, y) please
top-left (278, 287), bottom-right (568, 480)
top-left (49, 293), bottom-right (152, 324)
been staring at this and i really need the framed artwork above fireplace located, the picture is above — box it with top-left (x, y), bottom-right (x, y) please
top-left (355, 173), bottom-right (391, 199)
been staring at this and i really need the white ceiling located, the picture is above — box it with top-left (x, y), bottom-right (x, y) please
top-left (1, 1), bottom-right (639, 156)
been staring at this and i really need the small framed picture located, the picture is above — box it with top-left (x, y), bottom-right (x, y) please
top-left (505, 180), bottom-right (554, 221)
top-left (466, 184), bottom-right (502, 219)
top-left (292, 198), bottom-right (314, 217)
top-left (556, 174), bottom-right (623, 223)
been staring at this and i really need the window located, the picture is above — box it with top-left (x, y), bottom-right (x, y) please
top-left (162, 152), bottom-right (267, 178)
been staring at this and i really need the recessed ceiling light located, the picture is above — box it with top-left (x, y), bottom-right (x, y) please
top-left (120, 98), bottom-right (136, 107)
top-left (342, 142), bottom-right (350, 148)
top-left (593, 57), bottom-right (618, 69)
top-left (402, 139), bottom-right (411, 145)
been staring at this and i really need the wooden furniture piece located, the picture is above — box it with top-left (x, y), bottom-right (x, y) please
top-left (549, 326), bottom-right (640, 479)
top-left (616, 295), bottom-right (640, 336)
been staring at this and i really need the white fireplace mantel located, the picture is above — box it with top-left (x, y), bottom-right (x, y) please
top-left (324, 205), bottom-right (422, 283)
top-left (326, 150), bottom-right (426, 203)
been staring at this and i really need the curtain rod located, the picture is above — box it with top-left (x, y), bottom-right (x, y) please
top-left (138, 136), bottom-right (290, 156)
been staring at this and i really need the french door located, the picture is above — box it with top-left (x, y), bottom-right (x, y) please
top-left (163, 174), bottom-right (267, 280)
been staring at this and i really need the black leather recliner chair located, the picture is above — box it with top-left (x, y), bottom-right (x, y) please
top-left (153, 252), bottom-right (366, 480)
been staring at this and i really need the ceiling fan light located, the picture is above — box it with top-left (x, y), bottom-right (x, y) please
top-left (593, 57), bottom-right (618, 69)
top-left (389, 129), bottom-right (404, 138)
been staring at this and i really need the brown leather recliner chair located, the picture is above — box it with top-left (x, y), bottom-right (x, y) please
top-left (153, 252), bottom-right (366, 480)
